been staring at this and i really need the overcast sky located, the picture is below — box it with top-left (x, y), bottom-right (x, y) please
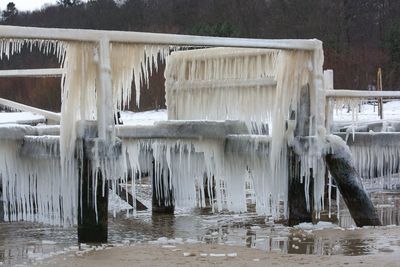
top-left (1, 1), bottom-right (60, 11)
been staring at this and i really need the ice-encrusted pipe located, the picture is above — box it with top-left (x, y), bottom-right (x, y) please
top-left (324, 135), bottom-right (381, 227)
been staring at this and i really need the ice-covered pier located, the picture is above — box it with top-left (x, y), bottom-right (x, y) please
top-left (0, 25), bottom-right (398, 242)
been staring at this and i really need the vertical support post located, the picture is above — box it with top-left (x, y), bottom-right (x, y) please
top-left (288, 84), bottom-right (313, 226)
top-left (77, 36), bottom-right (114, 243)
top-left (152, 160), bottom-right (174, 214)
top-left (97, 38), bottom-right (114, 141)
top-left (0, 185), bottom-right (4, 222)
top-left (377, 68), bottom-right (383, 120)
top-left (324, 70), bottom-right (334, 132)
top-left (78, 139), bottom-right (108, 243)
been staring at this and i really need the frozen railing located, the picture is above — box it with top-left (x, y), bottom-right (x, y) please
top-left (0, 25), bottom-right (323, 140)
top-left (323, 71), bottom-right (400, 190)
top-left (0, 26), bottom-right (384, 229)
top-left (0, 68), bottom-right (63, 122)
top-left (323, 68), bottom-right (400, 129)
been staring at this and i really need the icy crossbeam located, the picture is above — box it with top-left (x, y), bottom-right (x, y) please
top-left (326, 89), bottom-right (400, 98)
top-left (0, 68), bottom-right (64, 78)
top-left (334, 132), bottom-right (400, 146)
top-left (116, 120), bottom-right (249, 139)
top-left (20, 135), bottom-right (60, 159)
top-left (224, 134), bottom-right (271, 154)
top-left (0, 124), bottom-right (59, 140)
top-left (0, 98), bottom-right (61, 122)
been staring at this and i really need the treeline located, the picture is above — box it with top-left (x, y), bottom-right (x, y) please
top-left (1, 0), bottom-right (400, 111)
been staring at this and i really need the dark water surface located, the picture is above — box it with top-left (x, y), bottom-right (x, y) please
top-left (1, 192), bottom-right (400, 266)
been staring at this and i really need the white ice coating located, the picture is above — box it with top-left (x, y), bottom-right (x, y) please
top-left (332, 97), bottom-right (364, 135)
top-left (165, 48), bottom-right (279, 134)
top-left (164, 46), bottom-right (326, 218)
top-left (0, 37), bottom-right (331, 225)
top-left (0, 139), bottom-right (76, 226)
top-left (111, 43), bottom-right (169, 109)
top-left (122, 138), bottom-right (278, 215)
top-left (0, 38), bottom-right (168, 225)
top-left (350, 143), bottom-right (400, 190)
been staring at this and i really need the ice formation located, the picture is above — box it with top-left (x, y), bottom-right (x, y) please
top-left (162, 46), bottom-right (326, 218)
top-left (0, 138), bottom-right (73, 225)
top-left (332, 97), bottom-right (365, 131)
top-left (0, 36), bottom-right (333, 225)
top-left (165, 48), bottom-right (279, 134)
top-left (350, 142), bottom-right (400, 190)
top-left (0, 38), bottom-right (168, 225)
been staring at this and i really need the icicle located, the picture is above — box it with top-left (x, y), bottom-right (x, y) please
top-left (165, 48), bottom-right (278, 134)
top-left (349, 143), bottom-right (400, 190)
top-left (164, 46), bottom-right (325, 219)
top-left (110, 43), bottom-right (169, 111)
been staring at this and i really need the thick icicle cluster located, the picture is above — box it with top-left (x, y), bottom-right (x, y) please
top-left (0, 38), bottom-right (65, 60)
top-left (0, 38), bottom-right (168, 226)
top-left (122, 137), bottom-right (281, 216)
top-left (165, 48), bottom-right (279, 134)
top-left (160, 46), bottom-right (326, 218)
top-left (332, 97), bottom-right (365, 127)
top-left (0, 138), bottom-right (75, 226)
top-left (350, 143), bottom-right (400, 190)
top-left (111, 43), bottom-right (168, 109)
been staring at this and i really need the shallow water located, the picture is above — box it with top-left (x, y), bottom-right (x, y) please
top-left (1, 192), bottom-right (400, 266)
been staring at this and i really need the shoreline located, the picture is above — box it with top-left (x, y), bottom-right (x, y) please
top-left (37, 242), bottom-right (400, 267)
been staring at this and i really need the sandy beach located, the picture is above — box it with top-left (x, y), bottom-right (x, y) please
top-left (38, 242), bottom-right (400, 267)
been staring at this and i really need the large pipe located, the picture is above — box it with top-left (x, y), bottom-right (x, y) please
top-left (325, 135), bottom-right (381, 227)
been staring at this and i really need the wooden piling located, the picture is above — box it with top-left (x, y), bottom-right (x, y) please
top-left (0, 186), bottom-right (4, 222)
top-left (77, 139), bottom-right (109, 244)
top-left (152, 160), bottom-right (174, 214)
top-left (288, 84), bottom-right (313, 226)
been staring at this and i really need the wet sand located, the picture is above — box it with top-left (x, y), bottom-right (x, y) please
top-left (38, 242), bottom-right (400, 267)
top-left (37, 226), bottom-right (400, 267)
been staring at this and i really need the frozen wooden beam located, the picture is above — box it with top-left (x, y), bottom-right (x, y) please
top-left (0, 68), bottom-right (64, 78)
top-left (333, 132), bottom-right (400, 146)
top-left (0, 124), bottom-right (59, 140)
top-left (0, 25), bottom-right (321, 51)
top-left (0, 98), bottom-right (60, 123)
top-left (116, 120), bottom-right (249, 139)
top-left (224, 135), bottom-right (270, 154)
top-left (326, 90), bottom-right (400, 98)
top-left (20, 135), bottom-right (60, 159)
top-left (167, 78), bottom-right (277, 90)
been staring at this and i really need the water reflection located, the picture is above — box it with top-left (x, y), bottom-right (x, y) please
top-left (1, 192), bottom-right (400, 265)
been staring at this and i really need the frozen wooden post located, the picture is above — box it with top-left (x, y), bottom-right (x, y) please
top-left (324, 70), bottom-right (334, 132)
top-left (288, 85), bottom-right (313, 226)
top-left (77, 139), bottom-right (109, 243)
top-left (0, 186), bottom-right (4, 222)
top-left (78, 38), bottom-right (116, 243)
top-left (152, 160), bottom-right (175, 214)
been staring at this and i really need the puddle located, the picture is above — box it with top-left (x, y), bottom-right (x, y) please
top-left (1, 192), bottom-right (400, 265)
